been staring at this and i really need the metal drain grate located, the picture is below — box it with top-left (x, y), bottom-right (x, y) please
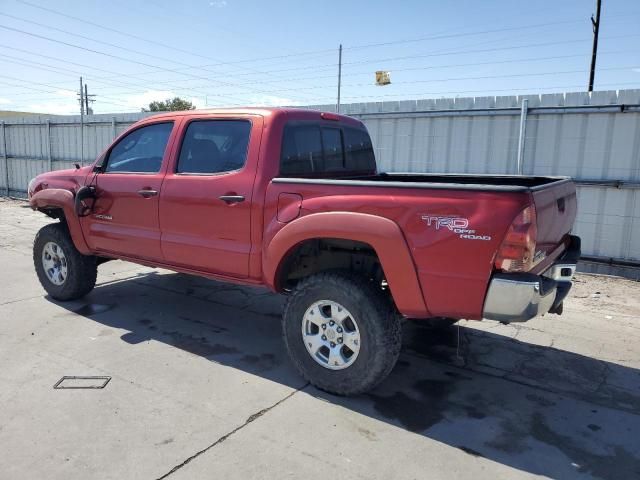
top-left (53, 376), bottom-right (111, 389)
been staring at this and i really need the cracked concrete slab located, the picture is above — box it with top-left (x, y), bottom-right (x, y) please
top-left (1, 198), bottom-right (639, 480)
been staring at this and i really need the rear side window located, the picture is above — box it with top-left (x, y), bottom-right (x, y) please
top-left (280, 124), bottom-right (375, 176)
top-left (177, 120), bottom-right (251, 174)
top-left (106, 122), bottom-right (173, 173)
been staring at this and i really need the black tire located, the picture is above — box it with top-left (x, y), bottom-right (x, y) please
top-left (282, 271), bottom-right (401, 396)
top-left (33, 222), bottom-right (97, 301)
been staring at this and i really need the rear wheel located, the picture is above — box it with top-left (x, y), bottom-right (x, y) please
top-left (33, 223), bottom-right (97, 301)
top-left (282, 272), bottom-right (401, 395)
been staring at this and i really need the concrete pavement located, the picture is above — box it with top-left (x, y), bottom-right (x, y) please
top-left (1, 198), bottom-right (639, 480)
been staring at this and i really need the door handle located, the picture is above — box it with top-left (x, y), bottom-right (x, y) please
top-left (137, 189), bottom-right (158, 198)
top-left (219, 195), bottom-right (245, 204)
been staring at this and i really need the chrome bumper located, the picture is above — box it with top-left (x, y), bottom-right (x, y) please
top-left (483, 236), bottom-right (580, 323)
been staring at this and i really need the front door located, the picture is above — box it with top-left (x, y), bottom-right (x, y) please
top-left (81, 121), bottom-right (176, 261)
top-left (159, 117), bottom-right (261, 278)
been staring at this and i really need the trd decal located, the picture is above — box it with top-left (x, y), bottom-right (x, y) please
top-left (421, 215), bottom-right (492, 241)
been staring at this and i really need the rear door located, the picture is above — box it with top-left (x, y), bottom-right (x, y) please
top-left (531, 179), bottom-right (577, 256)
top-left (158, 115), bottom-right (262, 278)
top-left (81, 121), bottom-right (176, 261)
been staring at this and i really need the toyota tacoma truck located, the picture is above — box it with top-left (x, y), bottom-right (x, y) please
top-left (28, 107), bottom-right (580, 395)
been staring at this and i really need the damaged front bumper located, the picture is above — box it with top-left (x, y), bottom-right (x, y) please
top-left (482, 236), bottom-right (581, 323)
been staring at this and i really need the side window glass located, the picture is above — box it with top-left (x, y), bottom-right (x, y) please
top-left (321, 128), bottom-right (344, 171)
top-left (106, 122), bottom-right (173, 173)
top-left (280, 125), bottom-right (322, 175)
top-left (178, 120), bottom-right (251, 174)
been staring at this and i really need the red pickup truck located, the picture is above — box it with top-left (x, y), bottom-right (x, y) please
top-left (28, 107), bottom-right (580, 395)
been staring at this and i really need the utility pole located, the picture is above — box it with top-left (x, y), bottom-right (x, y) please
top-left (588, 0), bottom-right (602, 92)
top-left (84, 84), bottom-right (89, 115)
top-left (336, 44), bottom-right (342, 113)
top-left (78, 76), bottom-right (85, 115)
top-left (84, 83), bottom-right (96, 115)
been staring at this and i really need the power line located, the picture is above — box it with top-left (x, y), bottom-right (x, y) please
top-left (120, 34), bottom-right (637, 91)
top-left (134, 65), bottom-right (640, 98)
top-left (0, 12), bottom-right (195, 69)
top-left (9, 2), bottom-right (637, 85)
top-left (4, 8), bottom-right (633, 104)
top-left (343, 13), bottom-right (636, 51)
top-left (4, 63), bottom-right (637, 105)
top-left (0, 23), bottom-right (309, 103)
top-left (240, 50), bottom-right (635, 86)
top-left (12, 0), bottom-right (248, 65)
top-left (13, 0), bottom-right (337, 81)
top-left (7, 2), bottom-right (319, 86)
top-left (159, 32), bottom-right (639, 84)
top-left (13, 31), bottom-right (632, 98)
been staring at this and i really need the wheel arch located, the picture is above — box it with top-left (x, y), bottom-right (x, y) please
top-left (263, 212), bottom-right (429, 318)
top-left (29, 188), bottom-right (91, 254)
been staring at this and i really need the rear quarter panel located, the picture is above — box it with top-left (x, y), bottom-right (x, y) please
top-left (264, 182), bottom-right (531, 319)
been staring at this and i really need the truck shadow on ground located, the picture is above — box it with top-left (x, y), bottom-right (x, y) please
top-left (50, 270), bottom-right (640, 480)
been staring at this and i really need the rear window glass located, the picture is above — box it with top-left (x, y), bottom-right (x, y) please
top-left (280, 124), bottom-right (375, 176)
top-left (322, 128), bottom-right (344, 171)
top-left (344, 127), bottom-right (376, 172)
top-left (280, 125), bottom-right (323, 175)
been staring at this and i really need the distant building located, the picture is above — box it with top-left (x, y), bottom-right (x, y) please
top-left (0, 110), bottom-right (50, 118)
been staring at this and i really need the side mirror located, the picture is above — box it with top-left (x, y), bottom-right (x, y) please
top-left (75, 186), bottom-right (97, 217)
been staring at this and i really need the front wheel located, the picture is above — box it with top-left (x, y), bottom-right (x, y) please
top-left (282, 272), bottom-right (401, 395)
top-left (33, 223), bottom-right (97, 301)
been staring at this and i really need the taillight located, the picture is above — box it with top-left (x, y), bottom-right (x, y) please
top-left (494, 205), bottom-right (537, 272)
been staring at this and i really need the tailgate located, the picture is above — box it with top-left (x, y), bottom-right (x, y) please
top-left (531, 179), bottom-right (577, 259)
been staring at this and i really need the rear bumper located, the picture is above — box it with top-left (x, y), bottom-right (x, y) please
top-left (483, 236), bottom-right (581, 323)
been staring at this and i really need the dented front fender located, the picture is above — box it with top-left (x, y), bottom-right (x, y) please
top-left (29, 188), bottom-right (91, 255)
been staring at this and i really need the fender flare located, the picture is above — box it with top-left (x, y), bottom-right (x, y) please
top-left (263, 211), bottom-right (429, 318)
top-left (29, 189), bottom-right (91, 255)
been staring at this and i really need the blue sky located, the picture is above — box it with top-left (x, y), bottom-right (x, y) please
top-left (1, 0), bottom-right (639, 114)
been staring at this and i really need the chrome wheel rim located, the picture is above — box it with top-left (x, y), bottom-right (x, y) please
top-left (42, 241), bottom-right (68, 286)
top-left (301, 300), bottom-right (361, 370)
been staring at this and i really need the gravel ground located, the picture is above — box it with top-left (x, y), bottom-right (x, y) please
top-left (1, 197), bottom-right (639, 480)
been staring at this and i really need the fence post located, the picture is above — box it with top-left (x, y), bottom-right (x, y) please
top-left (1, 121), bottom-right (8, 196)
top-left (46, 120), bottom-right (52, 172)
top-left (516, 98), bottom-right (528, 175)
top-left (112, 117), bottom-right (116, 139)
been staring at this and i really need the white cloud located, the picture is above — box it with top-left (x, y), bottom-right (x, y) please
top-left (26, 101), bottom-right (78, 115)
top-left (209, 0), bottom-right (227, 7)
top-left (0, 98), bottom-right (12, 105)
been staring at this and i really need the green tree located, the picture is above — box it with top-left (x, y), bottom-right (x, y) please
top-left (143, 97), bottom-right (196, 112)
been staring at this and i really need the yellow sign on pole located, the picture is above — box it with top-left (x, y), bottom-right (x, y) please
top-left (375, 71), bottom-right (391, 86)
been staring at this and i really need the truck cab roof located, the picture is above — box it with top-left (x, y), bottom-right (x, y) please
top-left (143, 107), bottom-right (364, 127)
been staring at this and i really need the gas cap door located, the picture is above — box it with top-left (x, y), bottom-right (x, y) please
top-left (277, 193), bottom-right (303, 223)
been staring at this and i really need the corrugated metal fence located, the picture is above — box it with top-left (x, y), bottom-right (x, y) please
top-left (2, 89), bottom-right (639, 278)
